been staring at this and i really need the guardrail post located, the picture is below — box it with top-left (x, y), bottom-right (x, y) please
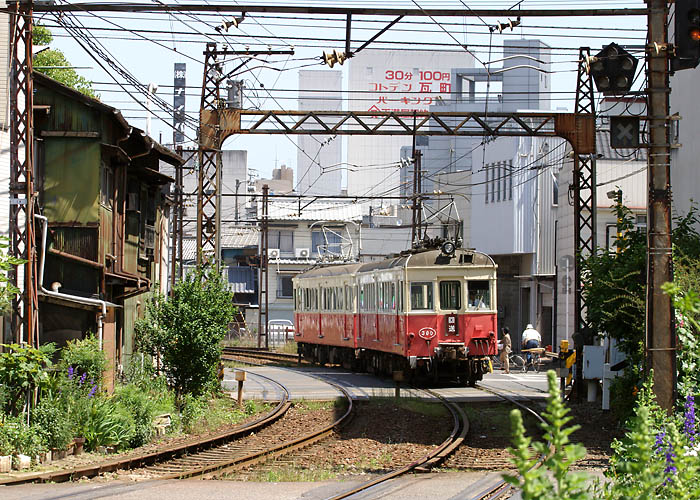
top-left (235, 370), bottom-right (247, 407)
top-left (393, 370), bottom-right (404, 398)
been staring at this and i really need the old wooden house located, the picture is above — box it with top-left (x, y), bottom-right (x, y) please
top-left (33, 72), bottom-right (180, 388)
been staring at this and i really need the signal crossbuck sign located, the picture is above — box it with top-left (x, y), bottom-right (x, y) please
top-left (610, 116), bottom-right (640, 149)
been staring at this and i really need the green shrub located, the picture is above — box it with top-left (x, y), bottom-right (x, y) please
top-left (32, 396), bottom-right (73, 450)
top-left (0, 343), bottom-right (55, 416)
top-left (83, 398), bottom-right (133, 451)
top-left (179, 394), bottom-right (207, 433)
top-left (504, 370), bottom-right (589, 500)
top-left (0, 416), bottom-right (44, 457)
top-left (114, 384), bottom-right (156, 448)
top-left (135, 265), bottom-right (235, 397)
top-left (60, 335), bottom-right (107, 388)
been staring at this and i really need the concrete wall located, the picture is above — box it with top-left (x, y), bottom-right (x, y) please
top-left (297, 70), bottom-right (342, 196)
top-left (670, 66), bottom-right (700, 220)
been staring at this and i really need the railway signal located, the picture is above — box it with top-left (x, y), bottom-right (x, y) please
top-left (673, 0), bottom-right (700, 70)
top-left (588, 42), bottom-right (639, 94)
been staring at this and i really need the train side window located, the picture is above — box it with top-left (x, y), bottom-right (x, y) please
top-left (467, 280), bottom-right (491, 310)
top-left (398, 281), bottom-right (404, 312)
top-left (439, 281), bottom-right (462, 310)
top-left (410, 282), bottom-right (434, 310)
top-left (360, 285), bottom-right (365, 310)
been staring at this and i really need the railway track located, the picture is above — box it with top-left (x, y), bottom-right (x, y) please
top-left (222, 346), bottom-right (300, 365)
top-left (0, 370), bottom-right (293, 486)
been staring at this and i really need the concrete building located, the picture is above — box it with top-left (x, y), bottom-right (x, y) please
top-left (261, 201), bottom-right (363, 323)
top-left (670, 61), bottom-right (700, 220)
top-left (296, 70), bottom-right (342, 196)
top-left (255, 165), bottom-right (294, 194)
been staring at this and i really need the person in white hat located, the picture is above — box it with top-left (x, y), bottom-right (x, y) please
top-left (521, 323), bottom-right (541, 366)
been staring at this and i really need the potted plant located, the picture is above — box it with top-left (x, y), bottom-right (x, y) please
top-left (32, 396), bottom-right (73, 461)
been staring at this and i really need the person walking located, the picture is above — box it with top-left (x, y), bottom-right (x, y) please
top-left (499, 327), bottom-right (512, 374)
top-left (521, 323), bottom-right (541, 366)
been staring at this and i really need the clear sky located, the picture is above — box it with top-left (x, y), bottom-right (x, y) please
top-left (44, 0), bottom-right (648, 184)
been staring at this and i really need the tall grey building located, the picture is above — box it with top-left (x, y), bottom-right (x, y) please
top-left (296, 70), bottom-right (342, 196)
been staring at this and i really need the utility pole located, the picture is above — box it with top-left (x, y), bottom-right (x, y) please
top-left (411, 150), bottom-right (422, 245)
top-left (572, 47), bottom-right (596, 399)
top-left (646, 0), bottom-right (675, 411)
top-left (235, 179), bottom-right (241, 224)
top-left (170, 146), bottom-right (183, 293)
top-left (257, 185), bottom-right (269, 349)
top-left (9, 0), bottom-right (38, 345)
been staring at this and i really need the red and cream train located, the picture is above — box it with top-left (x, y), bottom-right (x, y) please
top-left (293, 244), bottom-right (498, 386)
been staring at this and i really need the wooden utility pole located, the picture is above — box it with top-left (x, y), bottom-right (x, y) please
top-left (257, 185), bottom-right (269, 349)
top-left (646, 0), bottom-right (675, 411)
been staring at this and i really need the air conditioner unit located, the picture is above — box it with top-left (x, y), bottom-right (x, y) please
top-left (268, 248), bottom-right (280, 259)
top-left (295, 247), bottom-right (310, 259)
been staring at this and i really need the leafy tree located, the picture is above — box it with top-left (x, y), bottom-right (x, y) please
top-left (581, 200), bottom-right (700, 418)
top-left (33, 24), bottom-right (97, 98)
top-left (135, 266), bottom-right (235, 398)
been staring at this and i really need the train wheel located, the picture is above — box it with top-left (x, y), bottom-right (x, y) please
top-left (467, 373), bottom-right (479, 387)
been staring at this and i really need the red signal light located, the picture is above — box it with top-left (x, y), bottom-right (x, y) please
top-left (691, 28), bottom-right (700, 41)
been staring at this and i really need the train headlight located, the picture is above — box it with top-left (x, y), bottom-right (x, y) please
top-left (441, 240), bottom-right (456, 256)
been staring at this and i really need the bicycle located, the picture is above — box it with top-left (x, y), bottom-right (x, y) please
top-left (522, 347), bottom-right (546, 372)
top-left (491, 351), bottom-right (526, 373)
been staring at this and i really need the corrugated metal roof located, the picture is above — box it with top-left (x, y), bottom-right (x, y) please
top-left (182, 227), bottom-right (260, 261)
top-left (265, 201), bottom-right (364, 222)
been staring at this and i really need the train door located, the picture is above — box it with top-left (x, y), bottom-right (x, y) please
top-left (391, 281), bottom-right (401, 345)
top-left (358, 283), bottom-right (364, 341)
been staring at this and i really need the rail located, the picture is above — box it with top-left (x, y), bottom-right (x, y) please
top-left (0, 370), bottom-right (291, 486)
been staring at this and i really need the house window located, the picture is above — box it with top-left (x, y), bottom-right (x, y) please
top-left (277, 276), bottom-right (294, 298)
top-left (552, 169), bottom-right (559, 206)
top-left (270, 230), bottom-right (294, 255)
top-left (485, 166), bottom-right (489, 204)
top-left (508, 160), bottom-right (513, 200)
top-left (312, 230), bottom-right (342, 257)
top-left (100, 163), bottom-right (113, 209)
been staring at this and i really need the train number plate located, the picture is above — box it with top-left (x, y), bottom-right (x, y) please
top-left (418, 327), bottom-right (437, 340)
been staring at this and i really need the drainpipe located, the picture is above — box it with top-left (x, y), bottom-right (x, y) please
top-left (35, 214), bottom-right (107, 349)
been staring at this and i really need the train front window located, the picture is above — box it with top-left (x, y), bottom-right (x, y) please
top-left (439, 281), bottom-right (461, 310)
top-left (410, 282), bottom-right (434, 310)
top-left (467, 281), bottom-right (491, 310)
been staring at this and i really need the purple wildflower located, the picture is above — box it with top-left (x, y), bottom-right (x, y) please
top-left (79, 372), bottom-right (87, 385)
top-left (663, 443), bottom-right (677, 486)
top-left (88, 385), bottom-right (97, 398)
top-left (685, 395), bottom-right (696, 443)
top-left (67, 366), bottom-right (74, 380)
top-left (655, 430), bottom-right (666, 454)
